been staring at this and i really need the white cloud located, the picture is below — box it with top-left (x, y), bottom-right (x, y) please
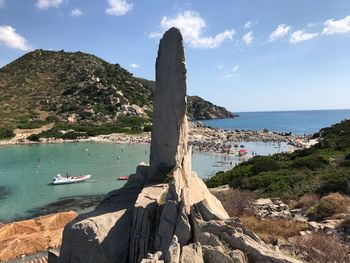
top-left (36, 0), bottom-right (63, 10)
top-left (290, 30), bottom-right (318, 43)
top-left (0, 0), bottom-right (5, 9)
top-left (129, 63), bottom-right (140, 69)
top-left (242, 31), bottom-right (253, 45)
top-left (322, 16), bottom-right (350, 35)
top-left (269, 24), bottom-right (291, 42)
top-left (148, 11), bottom-right (235, 49)
top-left (0, 26), bottom-right (32, 51)
top-left (244, 21), bottom-right (253, 29)
top-left (71, 8), bottom-right (83, 17)
top-left (233, 65), bottom-right (239, 72)
top-left (105, 0), bottom-right (133, 16)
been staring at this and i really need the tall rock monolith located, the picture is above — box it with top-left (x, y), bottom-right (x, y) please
top-left (149, 27), bottom-right (188, 182)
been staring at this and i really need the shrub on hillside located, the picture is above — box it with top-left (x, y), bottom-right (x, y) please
top-left (345, 153), bottom-right (350, 160)
top-left (251, 158), bottom-right (280, 175)
top-left (17, 119), bottom-right (47, 129)
top-left (0, 127), bottom-right (14, 140)
top-left (294, 193), bottom-right (320, 212)
top-left (317, 170), bottom-right (350, 195)
top-left (27, 134), bottom-right (40, 142)
top-left (212, 188), bottom-right (256, 217)
top-left (290, 233), bottom-right (350, 263)
top-left (291, 155), bottom-right (329, 170)
top-left (306, 193), bottom-right (350, 221)
top-left (143, 124), bottom-right (152, 132)
top-left (240, 215), bottom-right (310, 245)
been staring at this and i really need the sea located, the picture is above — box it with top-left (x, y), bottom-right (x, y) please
top-left (1, 109), bottom-right (349, 222)
top-left (201, 109), bottom-right (350, 135)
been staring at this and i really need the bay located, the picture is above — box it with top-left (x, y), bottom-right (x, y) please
top-left (0, 141), bottom-right (289, 222)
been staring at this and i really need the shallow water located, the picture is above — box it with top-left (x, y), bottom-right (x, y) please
top-left (0, 141), bottom-right (289, 222)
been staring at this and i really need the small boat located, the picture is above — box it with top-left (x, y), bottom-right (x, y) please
top-left (117, 176), bottom-right (129, 181)
top-left (238, 149), bottom-right (248, 156)
top-left (52, 174), bottom-right (91, 185)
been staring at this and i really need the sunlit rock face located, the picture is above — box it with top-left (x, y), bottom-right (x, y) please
top-left (149, 27), bottom-right (188, 183)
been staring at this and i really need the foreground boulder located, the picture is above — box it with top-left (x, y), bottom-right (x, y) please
top-left (55, 28), bottom-right (301, 263)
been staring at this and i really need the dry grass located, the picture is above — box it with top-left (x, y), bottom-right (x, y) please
top-left (212, 188), bottom-right (256, 217)
top-left (290, 233), bottom-right (350, 263)
top-left (294, 193), bottom-right (320, 212)
top-left (240, 215), bottom-right (310, 245)
top-left (306, 193), bottom-right (350, 221)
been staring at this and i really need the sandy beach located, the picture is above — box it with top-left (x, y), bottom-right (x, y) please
top-left (0, 123), bottom-right (315, 154)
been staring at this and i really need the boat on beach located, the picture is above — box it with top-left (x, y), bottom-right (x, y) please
top-left (238, 148), bottom-right (248, 156)
top-left (117, 176), bottom-right (129, 181)
top-left (52, 174), bottom-right (92, 185)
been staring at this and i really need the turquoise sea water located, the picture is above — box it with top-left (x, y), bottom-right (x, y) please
top-left (0, 141), bottom-right (288, 222)
top-left (201, 109), bottom-right (350, 135)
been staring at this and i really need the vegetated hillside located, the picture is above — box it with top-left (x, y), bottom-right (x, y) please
top-left (206, 120), bottom-right (350, 200)
top-left (0, 49), bottom-right (153, 129)
top-left (0, 49), bottom-right (234, 139)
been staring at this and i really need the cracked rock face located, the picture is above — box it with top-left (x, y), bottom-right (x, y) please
top-left (54, 28), bottom-right (302, 263)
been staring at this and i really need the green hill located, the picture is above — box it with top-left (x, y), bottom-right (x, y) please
top-left (206, 120), bottom-right (350, 200)
top-left (0, 49), bottom-right (234, 139)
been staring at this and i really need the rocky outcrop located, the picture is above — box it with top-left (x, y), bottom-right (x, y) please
top-left (55, 28), bottom-right (302, 263)
top-left (0, 211), bottom-right (76, 261)
top-left (187, 96), bottom-right (236, 120)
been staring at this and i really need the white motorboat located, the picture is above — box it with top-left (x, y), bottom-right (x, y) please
top-left (52, 174), bottom-right (92, 185)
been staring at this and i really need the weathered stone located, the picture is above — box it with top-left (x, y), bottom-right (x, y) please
top-left (149, 27), bottom-right (188, 182)
top-left (58, 187), bottom-right (142, 263)
top-left (198, 219), bottom-right (299, 263)
top-left (229, 250), bottom-right (249, 263)
top-left (155, 200), bottom-right (179, 256)
top-left (197, 232), bottom-right (222, 247)
top-left (48, 250), bottom-right (60, 263)
top-left (129, 184), bottom-right (168, 263)
top-left (180, 243), bottom-right (204, 263)
top-left (165, 236), bottom-right (180, 263)
top-left (141, 251), bottom-right (164, 263)
top-left (174, 204), bottom-right (191, 247)
top-left (202, 245), bottom-right (247, 263)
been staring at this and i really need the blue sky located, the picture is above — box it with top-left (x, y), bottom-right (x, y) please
top-left (0, 0), bottom-right (350, 112)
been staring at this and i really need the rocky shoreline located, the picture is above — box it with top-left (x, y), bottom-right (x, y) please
top-left (0, 123), bottom-right (315, 155)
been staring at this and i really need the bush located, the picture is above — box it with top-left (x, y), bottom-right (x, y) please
top-left (240, 215), bottom-right (310, 245)
top-left (251, 158), bottom-right (280, 175)
top-left (345, 153), bottom-right (350, 160)
top-left (0, 127), bottom-right (15, 139)
top-left (143, 124), bottom-right (152, 132)
top-left (317, 170), bottom-right (350, 195)
top-left (27, 134), bottom-right (40, 142)
top-left (290, 233), bottom-right (350, 263)
top-left (17, 119), bottom-right (47, 129)
top-left (294, 193), bottom-right (320, 212)
top-left (212, 188), bottom-right (256, 216)
top-left (306, 193), bottom-right (350, 221)
top-left (291, 155), bottom-right (329, 170)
